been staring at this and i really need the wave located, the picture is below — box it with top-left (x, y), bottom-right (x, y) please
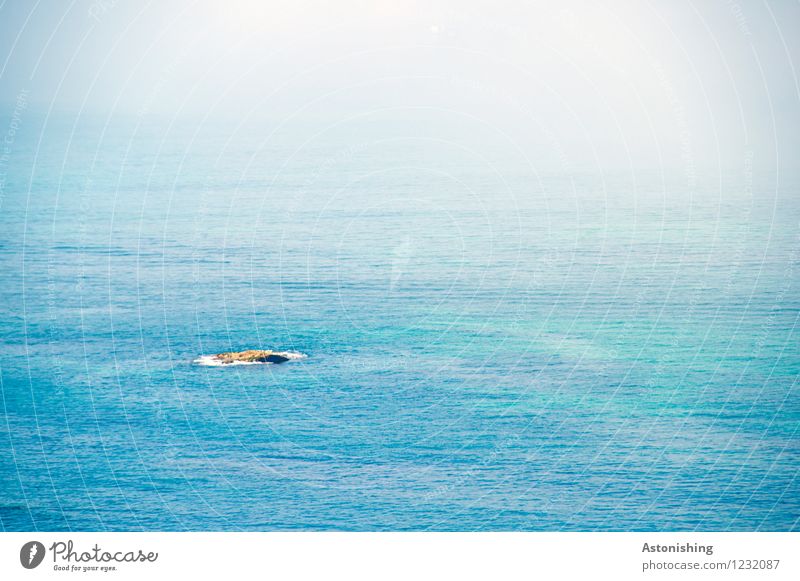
top-left (193, 351), bottom-right (307, 366)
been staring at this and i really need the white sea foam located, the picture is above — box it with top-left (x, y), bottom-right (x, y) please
top-left (193, 352), bottom-right (307, 366)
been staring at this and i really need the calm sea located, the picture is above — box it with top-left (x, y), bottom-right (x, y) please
top-left (1, 114), bottom-right (798, 530)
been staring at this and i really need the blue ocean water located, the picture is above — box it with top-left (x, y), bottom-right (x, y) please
top-left (1, 115), bottom-right (798, 531)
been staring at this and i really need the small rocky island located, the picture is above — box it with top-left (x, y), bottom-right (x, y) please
top-left (214, 350), bottom-right (291, 364)
top-left (195, 349), bottom-right (304, 366)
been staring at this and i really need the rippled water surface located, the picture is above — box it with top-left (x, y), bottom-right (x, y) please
top-left (1, 119), bottom-right (798, 530)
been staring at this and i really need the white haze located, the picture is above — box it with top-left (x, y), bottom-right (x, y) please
top-left (0, 0), bottom-right (798, 172)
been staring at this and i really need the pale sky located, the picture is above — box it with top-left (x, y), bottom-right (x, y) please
top-left (1, 0), bottom-right (798, 172)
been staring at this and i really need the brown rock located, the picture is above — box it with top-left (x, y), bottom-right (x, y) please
top-left (213, 350), bottom-right (290, 364)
